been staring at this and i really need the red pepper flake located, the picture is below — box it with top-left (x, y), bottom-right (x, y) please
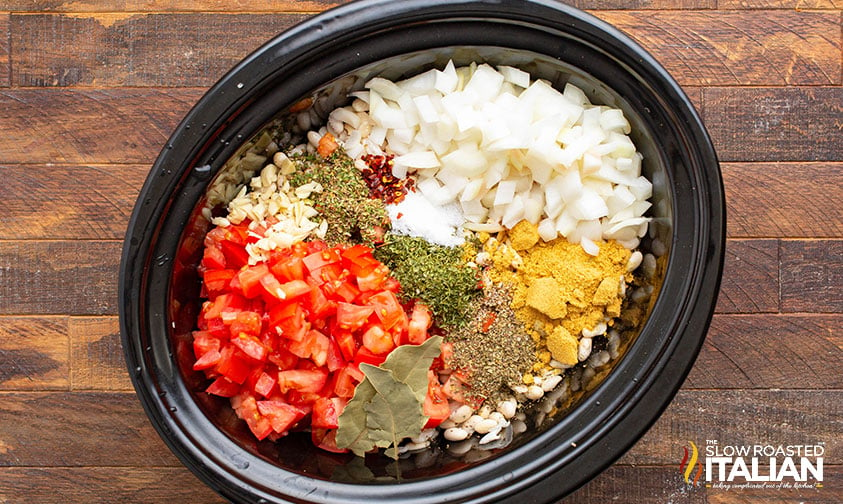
top-left (396, 212), bottom-right (404, 220)
top-left (360, 154), bottom-right (415, 205)
top-left (480, 312), bottom-right (497, 333)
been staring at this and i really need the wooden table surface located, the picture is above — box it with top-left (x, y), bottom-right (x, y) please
top-left (0, 1), bottom-right (840, 503)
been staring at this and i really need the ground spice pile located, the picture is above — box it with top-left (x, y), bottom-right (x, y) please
top-left (289, 152), bottom-right (387, 246)
top-left (484, 220), bottom-right (632, 374)
top-left (447, 285), bottom-right (536, 402)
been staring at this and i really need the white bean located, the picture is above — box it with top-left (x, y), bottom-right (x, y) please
top-left (512, 420), bottom-right (527, 434)
top-left (496, 399), bottom-right (517, 419)
top-left (626, 250), bottom-right (643, 272)
top-left (642, 253), bottom-right (657, 278)
top-left (479, 430), bottom-right (502, 445)
top-left (488, 412), bottom-right (505, 424)
top-left (444, 427), bottom-right (470, 442)
top-left (541, 374), bottom-right (563, 392)
top-left (578, 337), bottom-right (593, 362)
top-left (526, 385), bottom-right (544, 400)
top-left (296, 111), bottom-right (311, 131)
top-left (652, 238), bottom-right (666, 257)
top-left (446, 439), bottom-right (475, 456)
top-left (474, 419), bottom-right (499, 435)
top-left (463, 415), bottom-right (484, 432)
top-left (439, 419), bottom-right (457, 430)
top-left (450, 404), bottom-right (473, 424)
top-left (581, 322), bottom-right (607, 339)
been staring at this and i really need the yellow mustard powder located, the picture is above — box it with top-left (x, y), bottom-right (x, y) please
top-left (484, 220), bottom-right (632, 376)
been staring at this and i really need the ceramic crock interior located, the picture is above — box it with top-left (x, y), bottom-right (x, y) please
top-left (166, 45), bottom-right (672, 481)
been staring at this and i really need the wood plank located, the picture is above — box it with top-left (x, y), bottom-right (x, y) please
top-left (0, 88), bottom-right (201, 164)
top-left (0, 466), bottom-right (226, 504)
top-left (69, 317), bottom-right (133, 391)
top-left (0, 316), bottom-right (68, 390)
top-left (715, 239), bottom-right (779, 314)
top-left (781, 239), bottom-right (843, 313)
top-left (719, 0), bottom-right (843, 8)
top-left (0, 0), bottom-right (345, 12)
top-left (1, 164), bottom-right (148, 240)
top-left (594, 10), bottom-right (841, 86)
top-left (723, 162), bottom-right (843, 239)
top-left (685, 314), bottom-right (843, 389)
top-left (703, 87), bottom-right (843, 163)
top-left (569, 465), bottom-right (841, 503)
top-left (578, 0), bottom-right (715, 8)
top-left (11, 13), bottom-right (308, 87)
top-left (0, 392), bottom-right (178, 466)
top-left (0, 13), bottom-right (9, 87)
top-left (620, 389), bottom-right (842, 465)
top-left (0, 241), bottom-right (120, 316)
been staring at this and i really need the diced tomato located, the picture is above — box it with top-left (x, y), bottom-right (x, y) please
top-left (277, 369), bottom-right (328, 394)
top-left (353, 346), bottom-right (387, 368)
top-left (202, 292), bottom-right (248, 320)
top-left (230, 311), bottom-right (262, 337)
top-left (362, 324), bottom-right (394, 355)
top-left (324, 337), bottom-right (346, 372)
top-left (220, 240), bottom-right (251, 269)
top-left (312, 397), bottom-right (347, 429)
top-left (423, 370), bottom-right (450, 428)
top-left (216, 346), bottom-right (252, 384)
top-left (367, 291), bottom-right (406, 330)
top-left (232, 333), bottom-right (268, 362)
top-left (356, 265), bottom-right (389, 292)
top-left (193, 348), bottom-right (221, 370)
top-left (288, 329), bottom-right (330, 366)
top-left (253, 371), bottom-right (277, 398)
top-left (268, 347), bottom-right (299, 370)
top-left (270, 252), bottom-right (305, 282)
top-left (334, 329), bottom-right (358, 362)
top-left (237, 396), bottom-right (274, 440)
top-left (269, 303), bottom-right (308, 342)
top-left (332, 365), bottom-right (360, 398)
top-left (336, 302), bottom-right (374, 332)
top-left (257, 400), bottom-right (306, 434)
top-left (203, 269), bottom-right (237, 294)
top-left (205, 376), bottom-right (241, 397)
top-left (407, 303), bottom-right (432, 344)
top-left (311, 428), bottom-right (346, 453)
top-left (302, 248), bottom-right (341, 272)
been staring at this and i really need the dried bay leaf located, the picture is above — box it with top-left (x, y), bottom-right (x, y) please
top-left (335, 337), bottom-right (443, 459)
top-left (335, 379), bottom-right (377, 457)
top-left (362, 365), bottom-right (426, 459)
top-left (382, 335), bottom-right (443, 401)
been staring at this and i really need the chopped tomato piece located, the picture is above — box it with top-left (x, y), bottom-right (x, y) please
top-left (336, 302), bottom-right (374, 332)
top-left (193, 348), bottom-right (221, 370)
top-left (423, 370), bottom-right (450, 428)
top-left (203, 269), bottom-right (237, 294)
top-left (277, 369), bottom-right (328, 394)
top-left (253, 371), bottom-right (277, 398)
top-left (367, 291), bottom-right (406, 330)
top-left (257, 400), bottom-right (306, 434)
top-left (302, 248), bottom-right (341, 272)
top-left (312, 397), bottom-right (347, 429)
top-left (232, 333), bottom-right (268, 362)
top-left (353, 346), bottom-right (387, 368)
top-left (407, 303), bottom-right (432, 344)
top-left (230, 311), bottom-right (262, 337)
top-left (362, 324), bottom-right (394, 355)
top-left (216, 346), bottom-right (252, 384)
top-left (206, 376), bottom-right (240, 397)
top-left (311, 428), bottom-right (346, 453)
top-left (280, 279), bottom-right (311, 300)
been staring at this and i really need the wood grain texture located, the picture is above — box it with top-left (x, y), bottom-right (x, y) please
top-left (569, 465), bottom-right (841, 504)
top-left (70, 317), bottom-right (133, 391)
top-left (620, 389), bottom-right (842, 465)
top-left (0, 14), bottom-right (9, 88)
top-left (703, 87), bottom-right (843, 163)
top-left (685, 314), bottom-right (843, 389)
top-left (715, 239), bottom-right (779, 314)
top-left (723, 163), bottom-right (843, 239)
top-left (0, 88), bottom-right (202, 164)
top-left (0, 392), bottom-right (178, 466)
top-left (0, 0), bottom-right (346, 12)
top-left (0, 467), bottom-right (226, 504)
top-left (0, 316), bottom-right (68, 390)
top-left (781, 240), bottom-right (843, 313)
top-left (0, 241), bottom-right (120, 315)
top-left (11, 12), bottom-right (308, 87)
top-left (719, 0), bottom-right (843, 8)
top-left (0, 164), bottom-right (148, 240)
top-left (562, 464), bottom-right (843, 504)
top-left (594, 10), bottom-right (841, 86)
